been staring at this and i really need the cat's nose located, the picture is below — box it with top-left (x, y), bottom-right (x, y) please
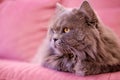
top-left (53, 38), bottom-right (58, 42)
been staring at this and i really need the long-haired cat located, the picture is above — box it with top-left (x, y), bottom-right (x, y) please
top-left (32, 1), bottom-right (120, 76)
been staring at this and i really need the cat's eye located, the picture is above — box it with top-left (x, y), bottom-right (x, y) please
top-left (63, 27), bottom-right (70, 33)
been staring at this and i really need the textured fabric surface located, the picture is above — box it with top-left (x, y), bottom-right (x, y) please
top-left (1, 59), bottom-right (120, 80)
top-left (0, 0), bottom-right (120, 80)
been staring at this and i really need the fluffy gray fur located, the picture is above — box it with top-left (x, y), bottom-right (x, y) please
top-left (32, 1), bottom-right (120, 76)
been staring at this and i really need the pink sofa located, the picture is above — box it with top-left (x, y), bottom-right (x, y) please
top-left (0, 0), bottom-right (120, 80)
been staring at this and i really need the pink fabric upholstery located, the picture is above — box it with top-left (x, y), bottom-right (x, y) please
top-left (0, 59), bottom-right (120, 80)
top-left (0, 0), bottom-right (120, 80)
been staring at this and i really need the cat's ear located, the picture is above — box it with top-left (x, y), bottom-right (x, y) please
top-left (56, 3), bottom-right (65, 11)
top-left (55, 3), bottom-right (65, 14)
top-left (79, 1), bottom-right (98, 25)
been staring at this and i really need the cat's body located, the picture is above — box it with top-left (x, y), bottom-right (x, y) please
top-left (32, 1), bottom-right (120, 76)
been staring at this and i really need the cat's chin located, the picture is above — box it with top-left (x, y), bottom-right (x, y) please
top-left (52, 46), bottom-right (62, 55)
top-left (51, 42), bottom-right (63, 55)
top-left (50, 40), bottom-right (61, 49)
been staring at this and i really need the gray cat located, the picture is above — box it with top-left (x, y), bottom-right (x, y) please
top-left (32, 1), bottom-right (120, 76)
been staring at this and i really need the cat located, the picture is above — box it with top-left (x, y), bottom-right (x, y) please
top-left (32, 1), bottom-right (120, 76)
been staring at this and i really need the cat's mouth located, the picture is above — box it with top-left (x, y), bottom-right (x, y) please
top-left (54, 42), bottom-right (62, 49)
top-left (54, 42), bottom-right (73, 54)
top-left (53, 40), bottom-right (63, 48)
top-left (51, 39), bottom-right (78, 55)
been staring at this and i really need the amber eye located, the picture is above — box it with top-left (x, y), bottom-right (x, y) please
top-left (63, 28), bottom-right (70, 33)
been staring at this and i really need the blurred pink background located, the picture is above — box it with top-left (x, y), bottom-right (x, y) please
top-left (0, 0), bottom-right (120, 80)
top-left (0, 0), bottom-right (120, 62)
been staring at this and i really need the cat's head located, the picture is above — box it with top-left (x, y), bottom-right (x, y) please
top-left (49, 1), bottom-right (100, 60)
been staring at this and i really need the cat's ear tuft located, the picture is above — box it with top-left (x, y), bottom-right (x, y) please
top-left (80, 1), bottom-right (91, 9)
top-left (80, 1), bottom-right (98, 25)
top-left (56, 3), bottom-right (65, 13)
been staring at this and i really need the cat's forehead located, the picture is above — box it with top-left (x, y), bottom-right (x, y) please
top-left (52, 9), bottom-right (85, 29)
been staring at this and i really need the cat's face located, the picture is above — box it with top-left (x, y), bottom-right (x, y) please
top-left (49, 1), bottom-right (99, 59)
